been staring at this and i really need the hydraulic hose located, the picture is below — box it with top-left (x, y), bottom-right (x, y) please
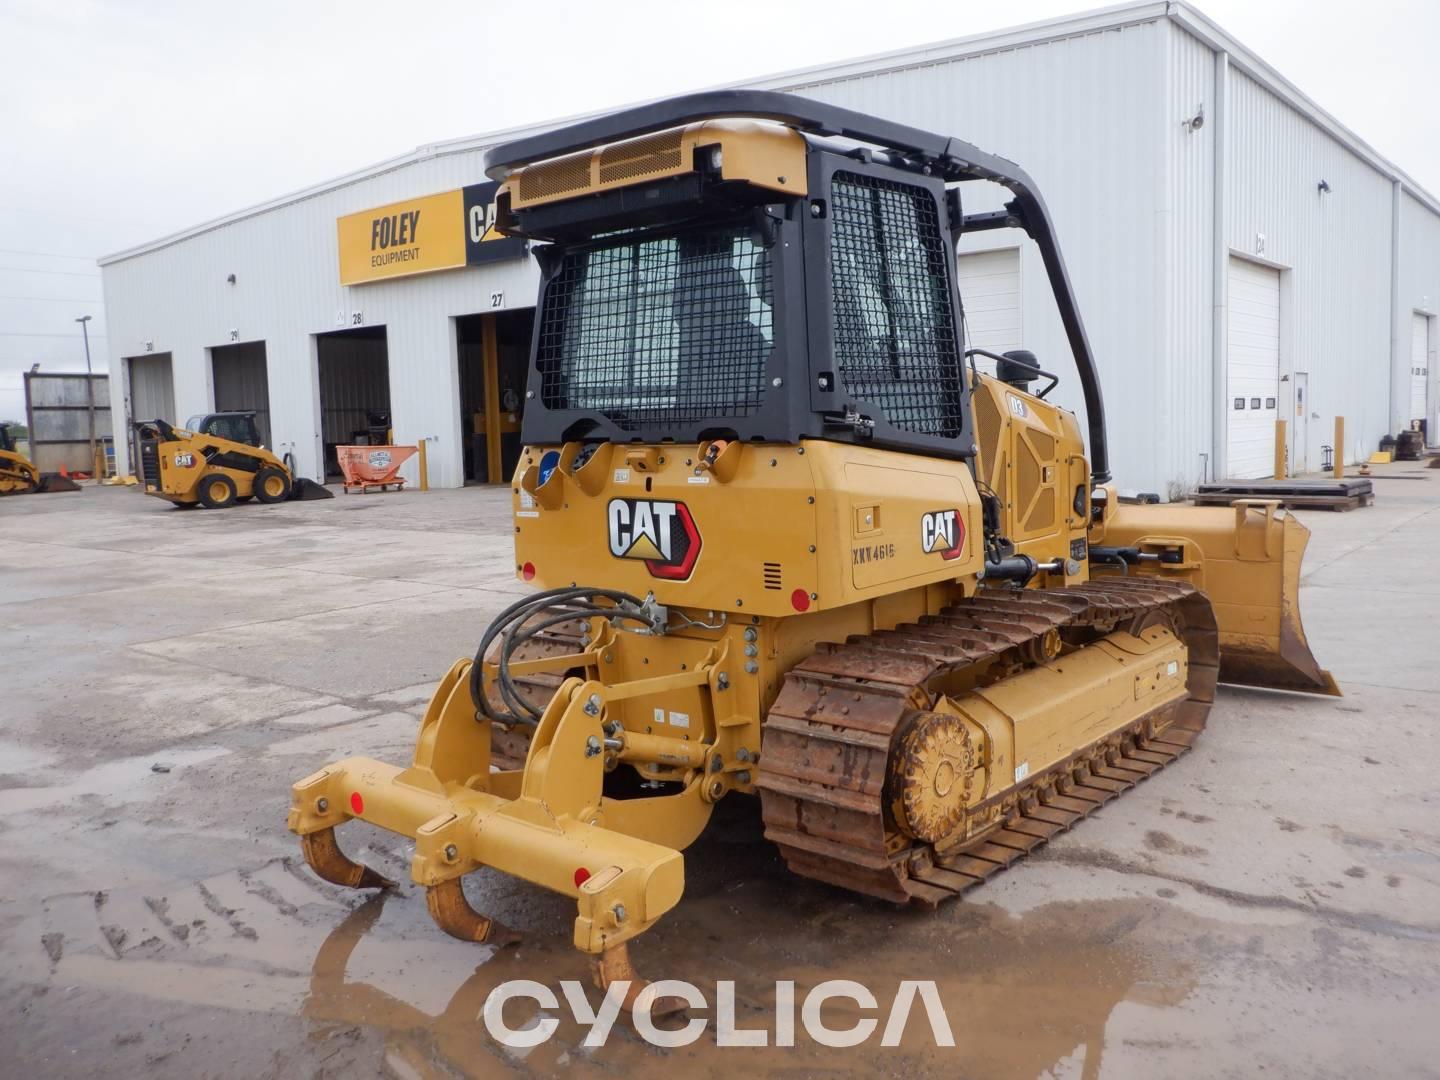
top-left (469, 586), bottom-right (655, 727)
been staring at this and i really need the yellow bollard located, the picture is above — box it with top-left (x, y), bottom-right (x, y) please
top-left (1333, 416), bottom-right (1345, 479)
top-left (417, 438), bottom-right (429, 492)
top-left (1273, 419), bottom-right (1287, 480)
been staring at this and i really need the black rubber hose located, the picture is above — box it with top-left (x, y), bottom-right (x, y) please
top-left (469, 586), bottom-right (650, 726)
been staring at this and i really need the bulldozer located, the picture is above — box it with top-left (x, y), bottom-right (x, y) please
top-left (0, 422), bottom-right (81, 495)
top-left (288, 90), bottom-right (1338, 1010)
top-left (137, 411), bottom-right (332, 508)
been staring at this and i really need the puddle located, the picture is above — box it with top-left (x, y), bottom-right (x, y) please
top-left (0, 745), bottom-right (230, 814)
top-left (3, 851), bottom-right (1194, 1078)
top-left (0, 738), bottom-right (59, 776)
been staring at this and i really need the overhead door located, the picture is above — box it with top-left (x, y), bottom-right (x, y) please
top-left (127, 353), bottom-right (175, 425)
top-left (1411, 312), bottom-right (1430, 428)
top-left (211, 341), bottom-right (272, 445)
top-left (1226, 258), bottom-right (1281, 478)
top-left (957, 248), bottom-right (1022, 358)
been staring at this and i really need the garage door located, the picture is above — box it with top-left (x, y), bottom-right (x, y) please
top-left (128, 353), bottom-right (175, 424)
top-left (211, 341), bottom-right (272, 445)
top-left (1411, 312), bottom-right (1430, 427)
top-left (1226, 258), bottom-right (1281, 478)
top-left (957, 248), bottom-right (1021, 356)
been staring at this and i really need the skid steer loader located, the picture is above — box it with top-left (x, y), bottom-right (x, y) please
top-left (0, 422), bottom-right (81, 495)
top-left (289, 91), bottom-right (1337, 1009)
top-left (137, 412), bottom-right (332, 508)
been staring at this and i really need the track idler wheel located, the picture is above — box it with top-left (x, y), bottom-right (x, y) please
top-left (590, 941), bottom-right (689, 1019)
top-left (300, 827), bottom-right (396, 890)
top-left (425, 878), bottom-right (521, 948)
top-left (889, 710), bottom-right (979, 844)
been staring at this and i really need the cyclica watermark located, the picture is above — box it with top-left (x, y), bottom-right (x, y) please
top-left (481, 979), bottom-right (956, 1049)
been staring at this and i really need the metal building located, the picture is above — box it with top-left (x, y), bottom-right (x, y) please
top-left (99, 1), bottom-right (1440, 497)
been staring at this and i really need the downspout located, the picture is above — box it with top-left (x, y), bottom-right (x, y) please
top-left (1390, 177), bottom-right (1402, 441)
top-left (1210, 48), bottom-right (1229, 481)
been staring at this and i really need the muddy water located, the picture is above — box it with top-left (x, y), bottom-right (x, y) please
top-left (1, 824), bottom-right (1193, 1079)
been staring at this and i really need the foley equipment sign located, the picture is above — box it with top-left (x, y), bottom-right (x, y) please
top-left (337, 181), bottom-right (526, 285)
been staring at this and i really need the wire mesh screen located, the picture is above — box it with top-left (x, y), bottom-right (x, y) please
top-left (829, 171), bottom-right (965, 438)
top-left (536, 226), bottom-right (773, 431)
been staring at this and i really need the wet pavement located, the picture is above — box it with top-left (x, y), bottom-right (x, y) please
top-left (2, 470), bottom-right (1439, 1078)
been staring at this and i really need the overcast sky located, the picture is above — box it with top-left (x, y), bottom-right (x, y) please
top-left (2, 0), bottom-right (1436, 422)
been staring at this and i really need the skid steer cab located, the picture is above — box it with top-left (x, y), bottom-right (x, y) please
top-left (136, 413), bottom-right (332, 508)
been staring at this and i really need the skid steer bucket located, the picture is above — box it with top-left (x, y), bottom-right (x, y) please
top-left (35, 473), bottom-right (82, 494)
top-left (1099, 500), bottom-right (1339, 696)
top-left (289, 477), bottom-right (334, 500)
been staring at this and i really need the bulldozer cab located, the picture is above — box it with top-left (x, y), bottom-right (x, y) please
top-left (0, 422), bottom-right (15, 455)
top-left (490, 97), bottom-right (1105, 472)
top-left (185, 411), bottom-right (263, 447)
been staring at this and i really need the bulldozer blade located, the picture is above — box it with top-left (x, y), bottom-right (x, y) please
top-left (1102, 500), bottom-right (1339, 697)
top-left (300, 827), bottom-right (396, 890)
top-left (289, 477), bottom-right (335, 500)
top-left (35, 473), bottom-right (81, 494)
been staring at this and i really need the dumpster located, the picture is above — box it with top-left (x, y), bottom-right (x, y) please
top-left (336, 445), bottom-right (417, 494)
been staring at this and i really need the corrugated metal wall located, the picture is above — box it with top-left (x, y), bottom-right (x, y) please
top-left (775, 17), bottom-right (1169, 493)
top-left (1223, 67), bottom-right (1395, 469)
top-left (24, 373), bottom-right (112, 473)
top-left (1161, 23), bottom-right (1215, 494)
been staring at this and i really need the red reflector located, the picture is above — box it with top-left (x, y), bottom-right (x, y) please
top-left (349, 792), bottom-right (364, 815)
top-left (521, 562), bottom-right (536, 581)
top-left (574, 867), bottom-right (591, 888)
top-left (790, 589), bottom-right (811, 613)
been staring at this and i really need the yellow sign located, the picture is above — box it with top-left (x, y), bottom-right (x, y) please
top-left (337, 190), bottom-right (466, 285)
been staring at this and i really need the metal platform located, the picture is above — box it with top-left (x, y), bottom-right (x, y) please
top-left (1190, 477), bottom-right (1375, 512)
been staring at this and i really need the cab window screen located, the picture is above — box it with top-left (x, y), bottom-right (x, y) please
top-left (536, 225), bottom-right (772, 431)
top-left (830, 172), bottom-right (964, 438)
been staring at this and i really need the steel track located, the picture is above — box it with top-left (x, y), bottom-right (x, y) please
top-left (755, 577), bottom-right (1219, 906)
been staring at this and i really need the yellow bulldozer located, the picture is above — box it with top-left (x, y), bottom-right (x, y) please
top-left (0, 422), bottom-right (82, 495)
top-left (137, 412), bottom-right (332, 508)
top-left (289, 91), bottom-right (1337, 1011)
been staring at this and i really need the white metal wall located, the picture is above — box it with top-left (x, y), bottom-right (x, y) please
top-left (100, 146), bottom-right (539, 488)
top-left (772, 17), bottom-right (1170, 493)
top-left (1161, 21), bottom-right (1216, 494)
top-left (1223, 67), bottom-right (1395, 470)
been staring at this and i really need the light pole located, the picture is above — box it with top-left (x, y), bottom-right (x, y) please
top-left (76, 315), bottom-right (98, 476)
